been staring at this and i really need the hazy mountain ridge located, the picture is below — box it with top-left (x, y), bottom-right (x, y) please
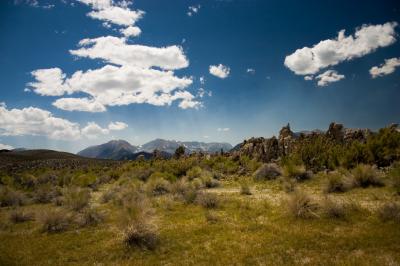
top-left (78, 139), bottom-right (233, 160)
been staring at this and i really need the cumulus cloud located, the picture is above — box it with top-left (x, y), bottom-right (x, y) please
top-left (315, 70), bottom-right (345, 87)
top-left (0, 143), bottom-right (14, 150)
top-left (209, 64), bottom-right (230, 79)
top-left (0, 104), bottom-right (127, 140)
top-left (53, 97), bottom-right (107, 113)
top-left (120, 25), bottom-right (141, 37)
top-left (70, 36), bottom-right (189, 70)
top-left (217, 127), bottom-right (230, 132)
top-left (284, 22), bottom-right (398, 75)
top-left (187, 5), bottom-right (201, 16)
top-left (33, 64), bottom-right (194, 111)
top-left (0, 104), bottom-right (81, 140)
top-left (304, 75), bottom-right (313, 81)
top-left (369, 57), bottom-right (400, 78)
top-left (28, 68), bottom-right (69, 96)
top-left (246, 68), bottom-right (255, 74)
top-left (108, 121), bottom-right (128, 130)
top-left (197, 88), bottom-right (212, 98)
top-left (29, 2), bottom-right (201, 111)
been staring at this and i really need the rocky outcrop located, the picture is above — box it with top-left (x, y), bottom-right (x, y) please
top-left (279, 123), bottom-right (296, 156)
top-left (326, 122), bottom-right (344, 141)
top-left (235, 136), bottom-right (279, 162)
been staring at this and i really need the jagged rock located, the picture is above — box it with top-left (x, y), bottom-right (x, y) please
top-left (279, 123), bottom-right (296, 156)
top-left (343, 128), bottom-right (371, 143)
top-left (238, 136), bottom-right (279, 162)
top-left (326, 122), bottom-right (344, 141)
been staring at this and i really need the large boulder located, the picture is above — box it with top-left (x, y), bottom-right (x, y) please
top-left (326, 122), bottom-right (344, 141)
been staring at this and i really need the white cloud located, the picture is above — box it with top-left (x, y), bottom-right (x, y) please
top-left (187, 5), bottom-right (201, 16)
top-left (246, 68), bottom-right (255, 74)
top-left (304, 75), bottom-right (313, 81)
top-left (197, 88), bottom-right (212, 98)
top-left (284, 22), bottom-right (398, 75)
top-left (0, 104), bottom-right (127, 140)
top-left (199, 76), bottom-right (205, 84)
top-left (36, 64), bottom-right (194, 111)
top-left (53, 97), bottom-right (107, 113)
top-left (209, 64), bottom-right (230, 79)
top-left (0, 143), bottom-right (14, 150)
top-left (28, 68), bottom-right (70, 96)
top-left (87, 6), bottom-right (144, 26)
top-left (14, 0), bottom-right (54, 9)
top-left (29, 2), bottom-right (202, 112)
top-left (108, 121), bottom-right (128, 130)
top-left (217, 127), bottom-right (230, 132)
top-left (369, 57), bottom-right (400, 78)
top-left (315, 70), bottom-right (345, 87)
top-left (120, 26), bottom-right (141, 37)
top-left (70, 36), bottom-right (189, 70)
top-left (0, 104), bottom-right (81, 140)
top-left (81, 122), bottom-right (109, 139)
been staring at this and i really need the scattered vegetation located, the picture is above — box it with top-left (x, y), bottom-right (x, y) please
top-left (38, 209), bottom-right (71, 233)
top-left (286, 190), bottom-right (319, 219)
top-left (378, 202), bottom-right (400, 223)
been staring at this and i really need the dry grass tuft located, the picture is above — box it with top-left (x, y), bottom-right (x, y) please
top-left (286, 190), bottom-right (319, 219)
top-left (38, 209), bottom-right (71, 233)
top-left (9, 209), bottom-right (34, 223)
top-left (378, 202), bottom-right (400, 223)
top-left (195, 192), bottom-right (220, 209)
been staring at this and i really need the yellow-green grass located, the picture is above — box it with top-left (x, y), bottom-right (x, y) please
top-left (1, 178), bottom-right (400, 266)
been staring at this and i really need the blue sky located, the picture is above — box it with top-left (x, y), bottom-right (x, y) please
top-left (0, 0), bottom-right (399, 153)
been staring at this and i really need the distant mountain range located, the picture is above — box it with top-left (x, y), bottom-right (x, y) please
top-left (77, 139), bottom-right (233, 160)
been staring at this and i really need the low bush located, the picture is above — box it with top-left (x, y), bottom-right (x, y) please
top-left (0, 186), bottom-right (27, 207)
top-left (38, 209), bottom-right (71, 233)
top-left (324, 172), bottom-right (351, 193)
top-left (322, 197), bottom-right (348, 219)
top-left (122, 220), bottom-right (159, 250)
top-left (195, 192), bottom-right (220, 209)
top-left (282, 162), bottom-right (311, 181)
top-left (378, 202), bottom-right (400, 223)
top-left (280, 177), bottom-right (296, 193)
top-left (204, 210), bottom-right (219, 223)
top-left (253, 163), bottom-right (281, 180)
top-left (33, 185), bottom-right (60, 204)
top-left (388, 162), bottom-right (400, 194)
top-left (186, 166), bottom-right (203, 180)
top-left (286, 190), bottom-right (319, 219)
top-left (146, 178), bottom-right (171, 196)
top-left (351, 164), bottom-right (384, 188)
top-left (9, 209), bottom-right (34, 223)
top-left (76, 208), bottom-right (104, 227)
top-left (240, 182), bottom-right (252, 195)
top-left (63, 187), bottom-right (91, 211)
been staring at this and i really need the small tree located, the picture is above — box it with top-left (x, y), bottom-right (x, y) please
top-left (174, 146), bottom-right (185, 159)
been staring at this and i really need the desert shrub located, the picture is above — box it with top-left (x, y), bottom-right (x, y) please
top-left (146, 178), bottom-right (171, 196)
top-left (240, 182), bottom-right (252, 195)
top-left (33, 185), bottom-right (60, 204)
top-left (322, 197), bottom-right (348, 219)
top-left (280, 177), bottom-right (296, 193)
top-left (19, 174), bottom-right (37, 189)
top-left (186, 166), bottom-right (203, 180)
top-left (122, 220), bottom-right (159, 250)
top-left (101, 186), bottom-right (120, 204)
top-left (286, 190), bottom-right (319, 219)
top-left (282, 161), bottom-right (311, 181)
top-left (72, 172), bottom-right (97, 187)
top-left (204, 210), bottom-right (219, 223)
top-left (201, 171), bottom-right (220, 188)
top-left (341, 141), bottom-right (372, 169)
top-left (324, 172), bottom-right (351, 193)
top-left (38, 209), bottom-right (71, 233)
top-left (253, 163), bottom-right (281, 180)
top-left (63, 187), bottom-right (91, 211)
top-left (170, 178), bottom-right (191, 195)
top-left (76, 208), bottom-right (104, 227)
top-left (388, 162), bottom-right (400, 194)
top-left (367, 126), bottom-right (400, 167)
top-left (132, 167), bottom-right (154, 181)
top-left (149, 171), bottom-right (176, 183)
top-left (9, 209), bottom-right (34, 223)
top-left (378, 202), bottom-right (400, 222)
top-left (351, 164), bottom-right (384, 188)
top-left (0, 186), bottom-right (27, 207)
top-left (195, 192), bottom-right (220, 209)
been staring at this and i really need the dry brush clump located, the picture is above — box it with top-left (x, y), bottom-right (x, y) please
top-left (351, 164), bottom-right (384, 188)
top-left (195, 192), bottom-right (220, 209)
top-left (76, 207), bottom-right (104, 227)
top-left (9, 208), bottom-right (34, 223)
top-left (240, 182), bottom-right (252, 195)
top-left (38, 209), bottom-right (71, 233)
top-left (119, 189), bottom-right (159, 250)
top-left (285, 190), bottom-right (319, 219)
top-left (146, 178), bottom-right (171, 196)
top-left (0, 186), bottom-right (27, 207)
top-left (63, 187), bottom-right (91, 211)
top-left (388, 162), bottom-right (400, 194)
top-left (321, 197), bottom-right (348, 219)
top-left (323, 172), bottom-right (352, 193)
top-left (253, 163), bottom-right (281, 180)
top-left (282, 162), bottom-right (312, 181)
top-left (378, 202), bottom-right (400, 223)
